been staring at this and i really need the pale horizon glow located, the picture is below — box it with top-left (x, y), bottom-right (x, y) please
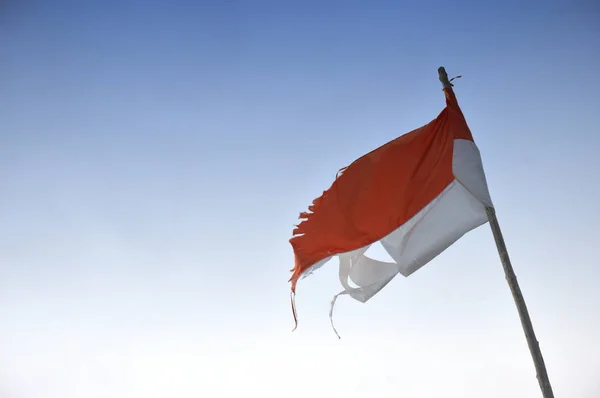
top-left (2, 2), bottom-right (600, 398)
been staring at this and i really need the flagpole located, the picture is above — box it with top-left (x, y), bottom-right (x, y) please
top-left (438, 67), bottom-right (555, 398)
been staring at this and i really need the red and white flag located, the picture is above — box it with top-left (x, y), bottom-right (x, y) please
top-left (289, 86), bottom-right (493, 335)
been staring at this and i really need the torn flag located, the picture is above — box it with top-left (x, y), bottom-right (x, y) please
top-left (289, 86), bottom-right (493, 335)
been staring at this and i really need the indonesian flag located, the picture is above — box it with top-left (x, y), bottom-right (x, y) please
top-left (289, 84), bottom-right (493, 335)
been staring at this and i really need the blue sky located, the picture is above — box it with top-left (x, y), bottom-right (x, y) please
top-left (1, 1), bottom-right (599, 397)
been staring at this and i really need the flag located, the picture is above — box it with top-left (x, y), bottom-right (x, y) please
top-left (289, 86), bottom-right (493, 335)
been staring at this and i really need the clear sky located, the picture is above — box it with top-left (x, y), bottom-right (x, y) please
top-left (1, 1), bottom-right (599, 397)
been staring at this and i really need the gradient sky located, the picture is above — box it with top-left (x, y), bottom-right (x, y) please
top-left (2, 1), bottom-right (599, 397)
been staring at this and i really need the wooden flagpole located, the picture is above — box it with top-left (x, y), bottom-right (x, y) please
top-left (438, 67), bottom-right (555, 398)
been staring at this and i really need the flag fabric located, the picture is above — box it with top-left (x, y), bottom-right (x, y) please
top-left (289, 86), bottom-right (493, 335)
